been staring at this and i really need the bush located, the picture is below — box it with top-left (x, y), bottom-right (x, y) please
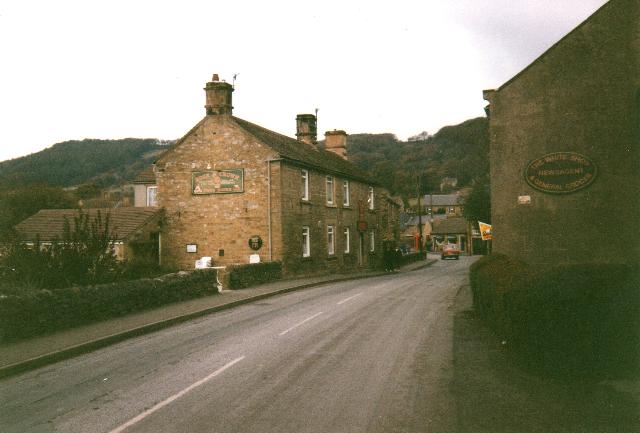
top-left (470, 255), bottom-right (640, 379)
top-left (2, 210), bottom-right (121, 290)
top-left (0, 269), bottom-right (218, 343)
top-left (469, 254), bottom-right (530, 332)
top-left (397, 252), bottom-right (424, 267)
top-left (228, 262), bottom-right (282, 289)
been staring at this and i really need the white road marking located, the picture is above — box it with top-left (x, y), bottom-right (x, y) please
top-left (337, 293), bottom-right (362, 305)
top-left (279, 312), bottom-right (324, 336)
top-left (108, 356), bottom-right (245, 433)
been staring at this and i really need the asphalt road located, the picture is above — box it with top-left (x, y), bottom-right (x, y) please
top-left (0, 256), bottom-right (473, 433)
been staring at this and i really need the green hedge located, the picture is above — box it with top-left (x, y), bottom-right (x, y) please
top-left (228, 261), bottom-right (282, 289)
top-left (470, 255), bottom-right (640, 378)
top-left (0, 269), bottom-right (218, 343)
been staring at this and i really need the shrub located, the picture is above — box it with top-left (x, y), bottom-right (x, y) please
top-left (228, 262), bottom-right (282, 289)
top-left (507, 263), bottom-right (640, 377)
top-left (1, 210), bottom-right (121, 290)
top-left (0, 269), bottom-right (218, 343)
top-left (469, 255), bottom-right (640, 379)
top-left (469, 254), bottom-right (531, 333)
top-left (397, 252), bottom-right (423, 267)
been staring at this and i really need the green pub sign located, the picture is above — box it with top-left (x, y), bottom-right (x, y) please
top-left (192, 169), bottom-right (244, 195)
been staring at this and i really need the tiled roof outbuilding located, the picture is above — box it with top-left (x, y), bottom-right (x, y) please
top-left (15, 208), bottom-right (162, 242)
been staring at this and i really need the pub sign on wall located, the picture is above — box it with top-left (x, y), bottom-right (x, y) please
top-left (192, 169), bottom-right (244, 194)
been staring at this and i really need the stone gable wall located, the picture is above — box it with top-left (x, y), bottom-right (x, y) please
top-left (156, 116), bottom-right (279, 269)
top-left (488, 0), bottom-right (639, 266)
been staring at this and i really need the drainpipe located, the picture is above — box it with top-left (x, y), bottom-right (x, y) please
top-left (265, 158), bottom-right (282, 262)
top-left (267, 159), bottom-right (273, 262)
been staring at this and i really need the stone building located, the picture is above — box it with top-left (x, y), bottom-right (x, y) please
top-left (14, 208), bottom-right (163, 262)
top-left (483, 0), bottom-right (639, 266)
top-left (423, 193), bottom-right (464, 218)
top-left (149, 75), bottom-right (399, 275)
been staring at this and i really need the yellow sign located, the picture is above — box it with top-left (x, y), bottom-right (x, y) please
top-left (478, 221), bottom-right (492, 241)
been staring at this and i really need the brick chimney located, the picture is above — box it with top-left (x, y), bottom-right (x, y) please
top-left (325, 130), bottom-right (348, 160)
top-left (296, 114), bottom-right (317, 147)
top-left (204, 74), bottom-right (233, 115)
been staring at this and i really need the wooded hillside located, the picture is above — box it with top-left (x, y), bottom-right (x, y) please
top-left (0, 138), bottom-right (170, 190)
top-left (344, 117), bottom-right (489, 198)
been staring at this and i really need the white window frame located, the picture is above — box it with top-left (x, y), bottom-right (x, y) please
top-left (343, 227), bottom-right (350, 254)
top-left (302, 226), bottom-right (311, 257)
top-left (327, 225), bottom-right (335, 256)
top-left (326, 175), bottom-right (335, 205)
top-left (369, 230), bottom-right (375, 252)
top-left (301, 169), bottom-right (309, 201)
top-left (146, 186), bottom-right (158, 207)
top-left (368, 186), bottom-right (374, 210)
top-left (343, 180), bottom-right (350, 206)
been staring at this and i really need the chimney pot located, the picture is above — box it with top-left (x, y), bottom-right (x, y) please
top-left (296, 114), bottom-right (318, 148)
top-left (325, 130), bottom-right (348, 160)
top-left (204, 74), bottom-right (233, 115)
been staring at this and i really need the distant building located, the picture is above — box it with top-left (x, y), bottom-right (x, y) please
top-left (429, 217), bottom-right (469, 253)
top-left (439, 177), bottom-right (458, 192)
top-left (483, 0), bottom-right (639, 266)
top-left (14, 208), bottom-right (163, 262)
top-left (423, 193), bottom-right (464, 218)
top-left (133, 166), bottom-right (158, 207)
top-left (400, 214), bottom-right (432, 251)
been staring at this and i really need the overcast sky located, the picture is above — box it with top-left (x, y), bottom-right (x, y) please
top-left (0, 0), bottom-right (608, 162)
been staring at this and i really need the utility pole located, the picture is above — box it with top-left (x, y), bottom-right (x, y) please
top-left (417, 175), bottom-right (424, 258)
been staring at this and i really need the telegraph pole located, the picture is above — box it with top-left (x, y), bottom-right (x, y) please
top-left (417, 175), bottom-right (424, 258)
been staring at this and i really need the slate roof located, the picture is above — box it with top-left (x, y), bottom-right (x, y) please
top-left (423, 194), bottom-right (464, 207)
top-left (430, 217), bottom-right (468, 235)
top-left (133, 165), bottom-right (156, 184)
top-left (153, 113), bottom-right (381, 185)
top-left (233, 117), bottom-right (379, 185)
top-left (15, 208), bottom-right (162, 242)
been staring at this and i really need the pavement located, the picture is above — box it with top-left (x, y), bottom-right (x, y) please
top-left (0, 258), bottom-right (436, 379)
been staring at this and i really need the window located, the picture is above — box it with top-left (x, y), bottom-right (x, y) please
top-left (368, 186), bottom-right (374, 210)
top-left (147, 186), bottom-right (158, 207)
top-left (342, 180), bottom-right (350, 206)
top-left (369, 230), bottom-right (375, 252)
top-left (327, 225), bottom-right (335, 255)
top-left (301, 169), bottom-right (309, 201)
top-left (302, 226), bottom-right (311, 257)
top-left (343, 227), bottom-right (350, 254)
top-left (326, 175), bottom-right (335, 204)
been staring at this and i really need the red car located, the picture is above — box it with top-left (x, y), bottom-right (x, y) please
top-left (441, 244), bottom-right (460, 260)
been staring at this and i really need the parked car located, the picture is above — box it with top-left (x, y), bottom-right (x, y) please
top-left (441, 244), bottom-right (460, 260)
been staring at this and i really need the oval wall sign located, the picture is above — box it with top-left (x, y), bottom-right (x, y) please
top-left (248, 235), bottom-right (263, 251)
top-left (525, 152), bottom-right (597, 194)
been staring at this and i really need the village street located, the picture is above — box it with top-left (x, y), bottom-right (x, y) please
top-left (1, 258), bottom-right (469, 433)
top-left (2, 256), bottom-right (638, 433)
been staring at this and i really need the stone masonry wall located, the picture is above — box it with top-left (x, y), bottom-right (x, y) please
top-left (155, 114), bottom-right (397, 275)
top-left (279, 162), bottom-right (384, 275)
top-left (488, 0), bottom-right (639, 266)
top-left (156, 116), bottom-right (280, 270)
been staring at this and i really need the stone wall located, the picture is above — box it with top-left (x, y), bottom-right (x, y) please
top-left (156, 116), bottom-right (278, 270)
top-left (487, 0), bottom-right (639, 266)
top-left (279, 162), bottom-right (383, 275)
